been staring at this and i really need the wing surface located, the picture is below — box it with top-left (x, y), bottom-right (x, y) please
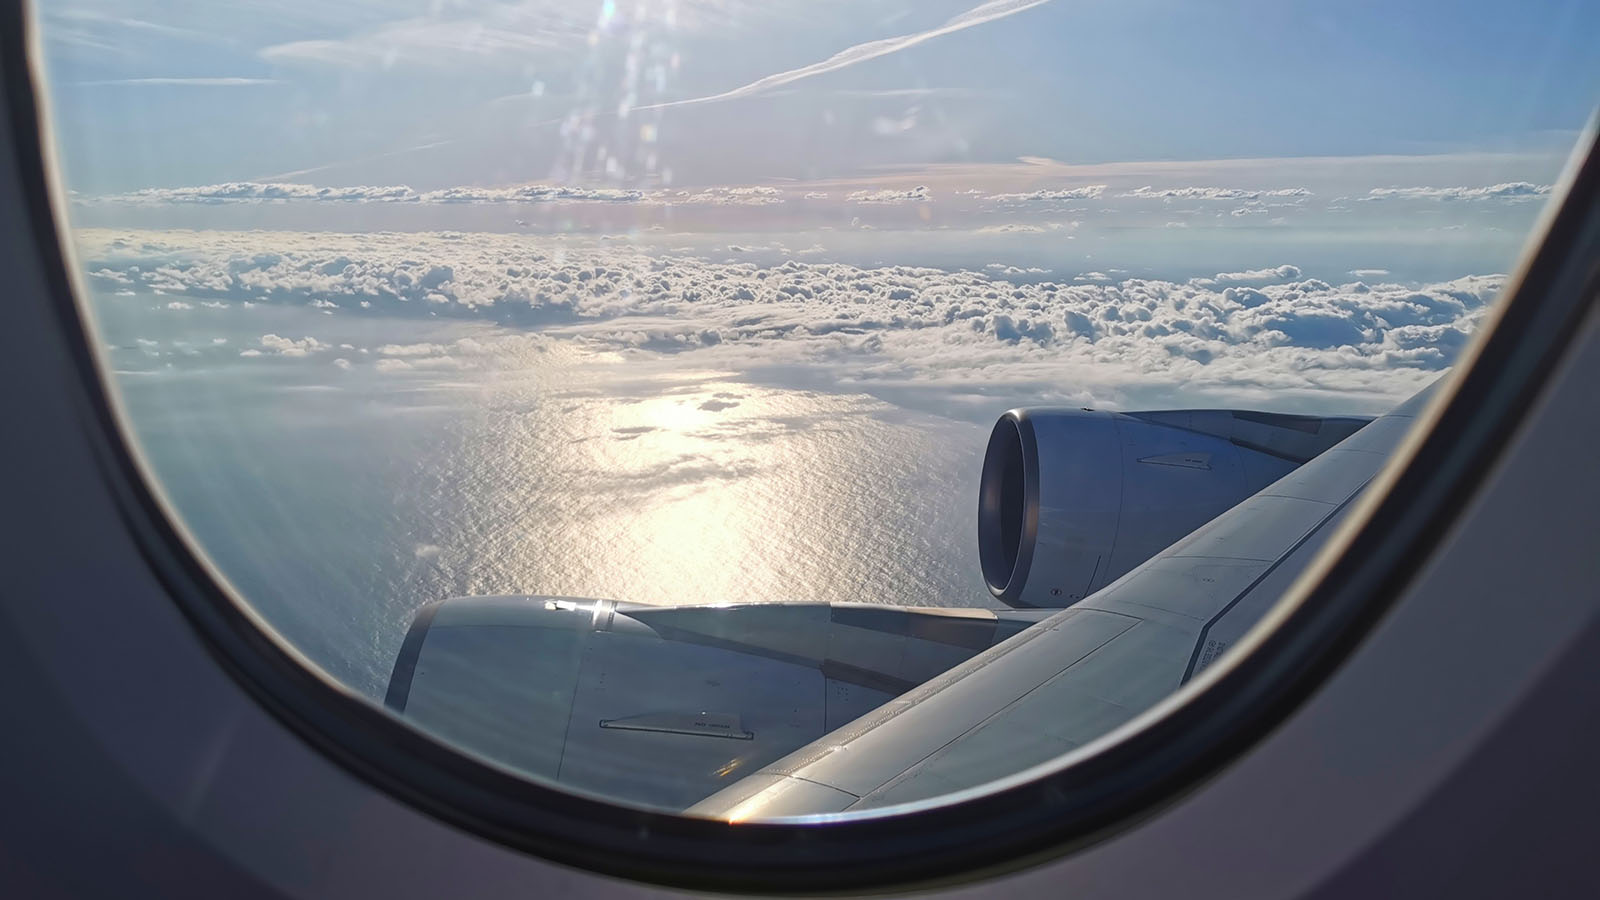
top-left (689, 385), bottom-right (1439, 819)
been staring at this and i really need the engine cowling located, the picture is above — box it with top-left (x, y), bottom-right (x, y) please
top-left (978, 407), bottom-right (1369, 608)
top-left (387, 596), bottom-right (1050, 810)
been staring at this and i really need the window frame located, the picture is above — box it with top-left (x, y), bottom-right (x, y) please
top-left (6, 3), bottom-right (1598, 891)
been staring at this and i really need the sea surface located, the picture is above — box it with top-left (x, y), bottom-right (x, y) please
top-left (98, 299), bottom-right (992, 699)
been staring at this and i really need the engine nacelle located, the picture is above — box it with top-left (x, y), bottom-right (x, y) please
top-left (387, 596), bottom-right (1050, 811)
top-left (978, 407), bottom-right (1369, 607)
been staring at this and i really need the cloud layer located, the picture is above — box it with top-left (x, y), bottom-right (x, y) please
top-left (83, 177), bottom-right (1553, 234)
top-left (94, 181), bottom-right (793, 206)
top-left (1121, 186), bottom-right (1312, 201)
top-left (1364, 182), bottom-right (1552, 201)
top-left (846, 185), bottom-right (931, 204)
top-left (84, 229), bottom-right (1499, 410)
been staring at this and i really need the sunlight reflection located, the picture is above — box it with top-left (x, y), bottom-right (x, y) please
top-left (428, 352), bottom-right (986, 613)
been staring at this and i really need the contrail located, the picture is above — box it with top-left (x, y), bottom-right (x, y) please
top-left (637, 0), bottom-right (1054, 112)
top-left (250, 139), bottom-right (456, 182)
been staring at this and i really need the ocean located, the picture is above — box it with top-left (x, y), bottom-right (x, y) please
top-left (98, 298), bottom-right (992, 698)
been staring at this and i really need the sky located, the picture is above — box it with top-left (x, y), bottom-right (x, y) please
top-left (31, 0), bottom-right (1599, 697)
top-left (35, 0), bottom-right (1599, 195)
top-left (33, 0), bottom-right (1600, 414)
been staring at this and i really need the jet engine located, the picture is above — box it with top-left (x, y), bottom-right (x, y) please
top-left (978, 407), bottom-right (1370, 607)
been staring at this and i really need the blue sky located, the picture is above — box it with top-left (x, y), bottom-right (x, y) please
top-left (37, 0), bottom-right (1598, 194)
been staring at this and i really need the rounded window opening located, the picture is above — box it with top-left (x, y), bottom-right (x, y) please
top-left (29, 0), bottom-right (1596, 826)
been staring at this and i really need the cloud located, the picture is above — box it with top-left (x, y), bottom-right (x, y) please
top-left (70, 77), bottom-right (280, 87)
top-left (1121, 186), bottom-right (1311, 201)
top-left (83, 228), bottom-right (1501, 409)
top-left (43, 9), bottom-right (229, 54)
top-left (974, 222), bottom-right (1075, 234)
top-left (639, 0), bottom-right (1055, 111)
top-left (257, 334), bottom-right (327, 357)
top-left (660, 186), bottom-right (785, 206)
top-left (258, 1), bottom-right (771, 72)
top-left (103, 182), bottom-right (419, 204)
top-left (1190, 265), bottom-right (1303, 287)
top-left (986, 186), bottom-right (1106, 202)
top-left (1364, 182), bottom-right (1551, 201)
top-left (88, 181), bottom-right (788, 206)
top-left (976, 224), bottom-right (1048, 234)
top-left (78, 174), bottom-right (1550, 228)
top-left (847, 185), bottom-right (930, 203)
top-left (259, 6), bottom-right (582, 70)
top-left (417, 185), bottom-right (650, 203)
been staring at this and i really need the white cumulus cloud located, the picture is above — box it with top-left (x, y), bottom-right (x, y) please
top-left (81, 228), bottom-right (1502, 410)
top-left (1364, 182), bottom-right (1551, 201)
top-left (986, 186), bottom-right (1106, 203)
top-left (847, 185), bottom-right (931, 204)
top-left (89, 181), bottom-right (793, 206)
top-left (258, 333), bottom-right (327, 357)
top-left (1121, 186), bottom-right (1311, 201)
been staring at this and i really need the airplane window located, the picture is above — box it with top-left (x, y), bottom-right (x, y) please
top-left (28, 0), bottom-right (1597, 837)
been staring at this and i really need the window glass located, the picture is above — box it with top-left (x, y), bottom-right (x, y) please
top-left (34, 0), bottom-right (1597, 815)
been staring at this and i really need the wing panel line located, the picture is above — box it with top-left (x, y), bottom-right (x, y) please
top-left (1179, 477), bottom-right (1373, 683)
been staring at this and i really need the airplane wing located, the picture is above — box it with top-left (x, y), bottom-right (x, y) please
top-left (387, 385), bottom-right (1433, 816)
top-left (686, 385), bottom-right (1436, 819)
